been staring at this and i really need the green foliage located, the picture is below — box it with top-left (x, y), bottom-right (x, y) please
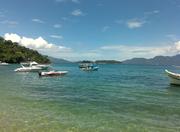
top-left (0, 37), bottom-right (50, 63)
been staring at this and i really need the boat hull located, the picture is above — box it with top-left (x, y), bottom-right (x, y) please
top-left (39, 71), bottom-right (68, 77)
top-left (81, 67), bottom-right (99, 71)
top-left (165, 69), bottom-right (180, 85)
top-left (38, 65), bottom-right (49, 70)
top-left (15, 67), bottom-right (42, 72)
top-left (0, 63), bottom-right (9, 65)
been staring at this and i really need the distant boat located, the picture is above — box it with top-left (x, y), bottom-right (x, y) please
top-left (165, 69), bottom-right (180, 85)
top-left (79, 62), bottom-right (99, 71)
top-left (39, 71), bottom-right (68, 77)
top-left (14, 64), bottom-right (42, 72)
top-left (172, 65), bottom-right (180, 69)
top-left (0, 61), bottom-right (9, 65)
top-left (81, 66), bottom-right (99, 71)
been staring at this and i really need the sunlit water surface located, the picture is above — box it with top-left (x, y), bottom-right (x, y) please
top-left (0, 64), bottom-right (180, 132)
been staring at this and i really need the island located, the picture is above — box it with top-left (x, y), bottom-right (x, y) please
top-left (0, 37), bottom-right (50, 64)
top-left (95, 60), bottom-right (121, 64)
top-left (76, 60), bottom-right (121, 64)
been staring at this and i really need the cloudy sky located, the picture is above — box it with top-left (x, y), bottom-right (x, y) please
top-left (0, 0), bottom-right (180, 61)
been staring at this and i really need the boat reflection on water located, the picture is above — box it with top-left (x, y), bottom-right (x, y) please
top-left (39, 70), bottom-right (68, 77)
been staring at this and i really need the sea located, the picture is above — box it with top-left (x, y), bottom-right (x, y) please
top-left (0, 64), bottom-right (180, 132)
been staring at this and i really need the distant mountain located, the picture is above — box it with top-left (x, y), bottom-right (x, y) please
top-left (48, 57), bottom-right (72, 64)
top-left (122, 54), bottom-right (180, 65)
top-left (0, 37), bottom-right (50, 64)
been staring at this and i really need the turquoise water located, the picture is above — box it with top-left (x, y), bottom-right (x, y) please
top-left (0, 64), bottom-right (180, 132)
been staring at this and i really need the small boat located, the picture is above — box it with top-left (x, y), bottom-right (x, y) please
top-left (0, 61), bottom-right (9, 65)
top-left (172, 65), bottom-right (180, 69)
top-left (81, 66), bottom-right (99, 71)
top-left (165, 69), bottom-right (180, 85)
top-left (21, 61), bottom-right (50, 70)
top-left (39, 71), bottom-right (68, 77)
top-left (79, 62), bottom-right (99, 71)
top-left (14, 64), bottom-right (42, 72)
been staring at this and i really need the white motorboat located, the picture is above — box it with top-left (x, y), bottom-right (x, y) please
top-left (30, 61), bottom-right (50, 70)
top-left (0, 61), bottom-right (9, 65)
top-left (14, 64), bottom-right (42, 72)
top-left (165, 69), bottom-right (180, 85)
top-left (39, 71), bottom-right (68, 77)
top-left (20, 61), bottom-right (50, 70)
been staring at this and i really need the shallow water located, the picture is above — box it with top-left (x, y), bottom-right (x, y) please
top-left (0, 64), bottom-right (180, 132)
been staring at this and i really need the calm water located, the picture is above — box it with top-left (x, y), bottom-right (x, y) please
top-left (0, 64), bottom-right (180, 132)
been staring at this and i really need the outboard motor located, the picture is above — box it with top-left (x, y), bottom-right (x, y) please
top-left (38, 72), bottom-right (42, 76)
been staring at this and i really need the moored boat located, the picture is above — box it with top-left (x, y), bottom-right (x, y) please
top-left (165, 69), bottom-right (180, 85)
top-left (79, 62), bottom-right (99, 71)
top-left (21, 61), bottom-right (50, 70)
top-left (39, 71), bottom-right (68, 77)
top-left (0, 61), bottom-right (9, 65)
top-left (81, 66), bottom-right (99, 71)
top-left (14, 64), bottom-right (42, 72)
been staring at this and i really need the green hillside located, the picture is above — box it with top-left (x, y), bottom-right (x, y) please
top-left (0, 37), bottom-right (50, 63)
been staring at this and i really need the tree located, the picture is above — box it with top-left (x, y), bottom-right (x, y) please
top-left (0, 36), bottom-right (50, 63)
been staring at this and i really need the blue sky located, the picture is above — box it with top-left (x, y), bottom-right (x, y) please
top-left (0, 0), bottom-right (180, 61)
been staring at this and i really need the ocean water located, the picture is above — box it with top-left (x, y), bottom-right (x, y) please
top-left (0, 64), bottom-right (180, 132)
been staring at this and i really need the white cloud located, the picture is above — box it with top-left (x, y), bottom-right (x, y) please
top-left (55, 0), bottom-right (66, 2)
top-left (100, 41), bottom-right (180, 60)
top-left (174, 41), bottom-right (180, 51)
top-left (4, 33), bottom-right (54, 49)
top-left (126, 19), bottom-right (145, 29)
top-left (118, 10), bottom-right (159, 29)
top-left (4, 33), bottom-right (70, 58)
top-left (144, 10), bottom-right (160, 15)
top-left (4, 33), bottom-right (21, 42)
top-left (72, 0), bottom-right (80, 3)
top-left (115, 20), bottom-right (123, 24)
top-left (55, 0), bottom-right (80, 4)
top-left (97, 3), bottom-right (103, 6)
top-left (53, 24), bottom-right (62, 28)
top-left (61, 17), bottom-right (68, 21)
top-left (71, 9), bottom-right (84, 16)
top-left (101, 45), bottom-right (171, 56)
top-left (0, 11), bottom-right (4, 18)
top-left (51, 41), bottom-right (180, 61)
top-left (50, 35), bottom-right (63, 39)
top-left (0, 20), bottom-right (18, 27)
top-left (153, 10), bottom-right (160, 14)
top-left (3, 33), bottom-right (180, 61)
top-left (166, 34), bottom-right (178, 41)
top-left (32, 19), bottom-right (45, 24)
top-left (102, 26), bottom-right (110, 32)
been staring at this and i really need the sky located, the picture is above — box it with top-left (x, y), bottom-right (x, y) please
top-left (0, 0), bottom-right (180, 61)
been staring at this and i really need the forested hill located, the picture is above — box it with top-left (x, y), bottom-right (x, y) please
top-left (0, 37), bottom-right (50, 63)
